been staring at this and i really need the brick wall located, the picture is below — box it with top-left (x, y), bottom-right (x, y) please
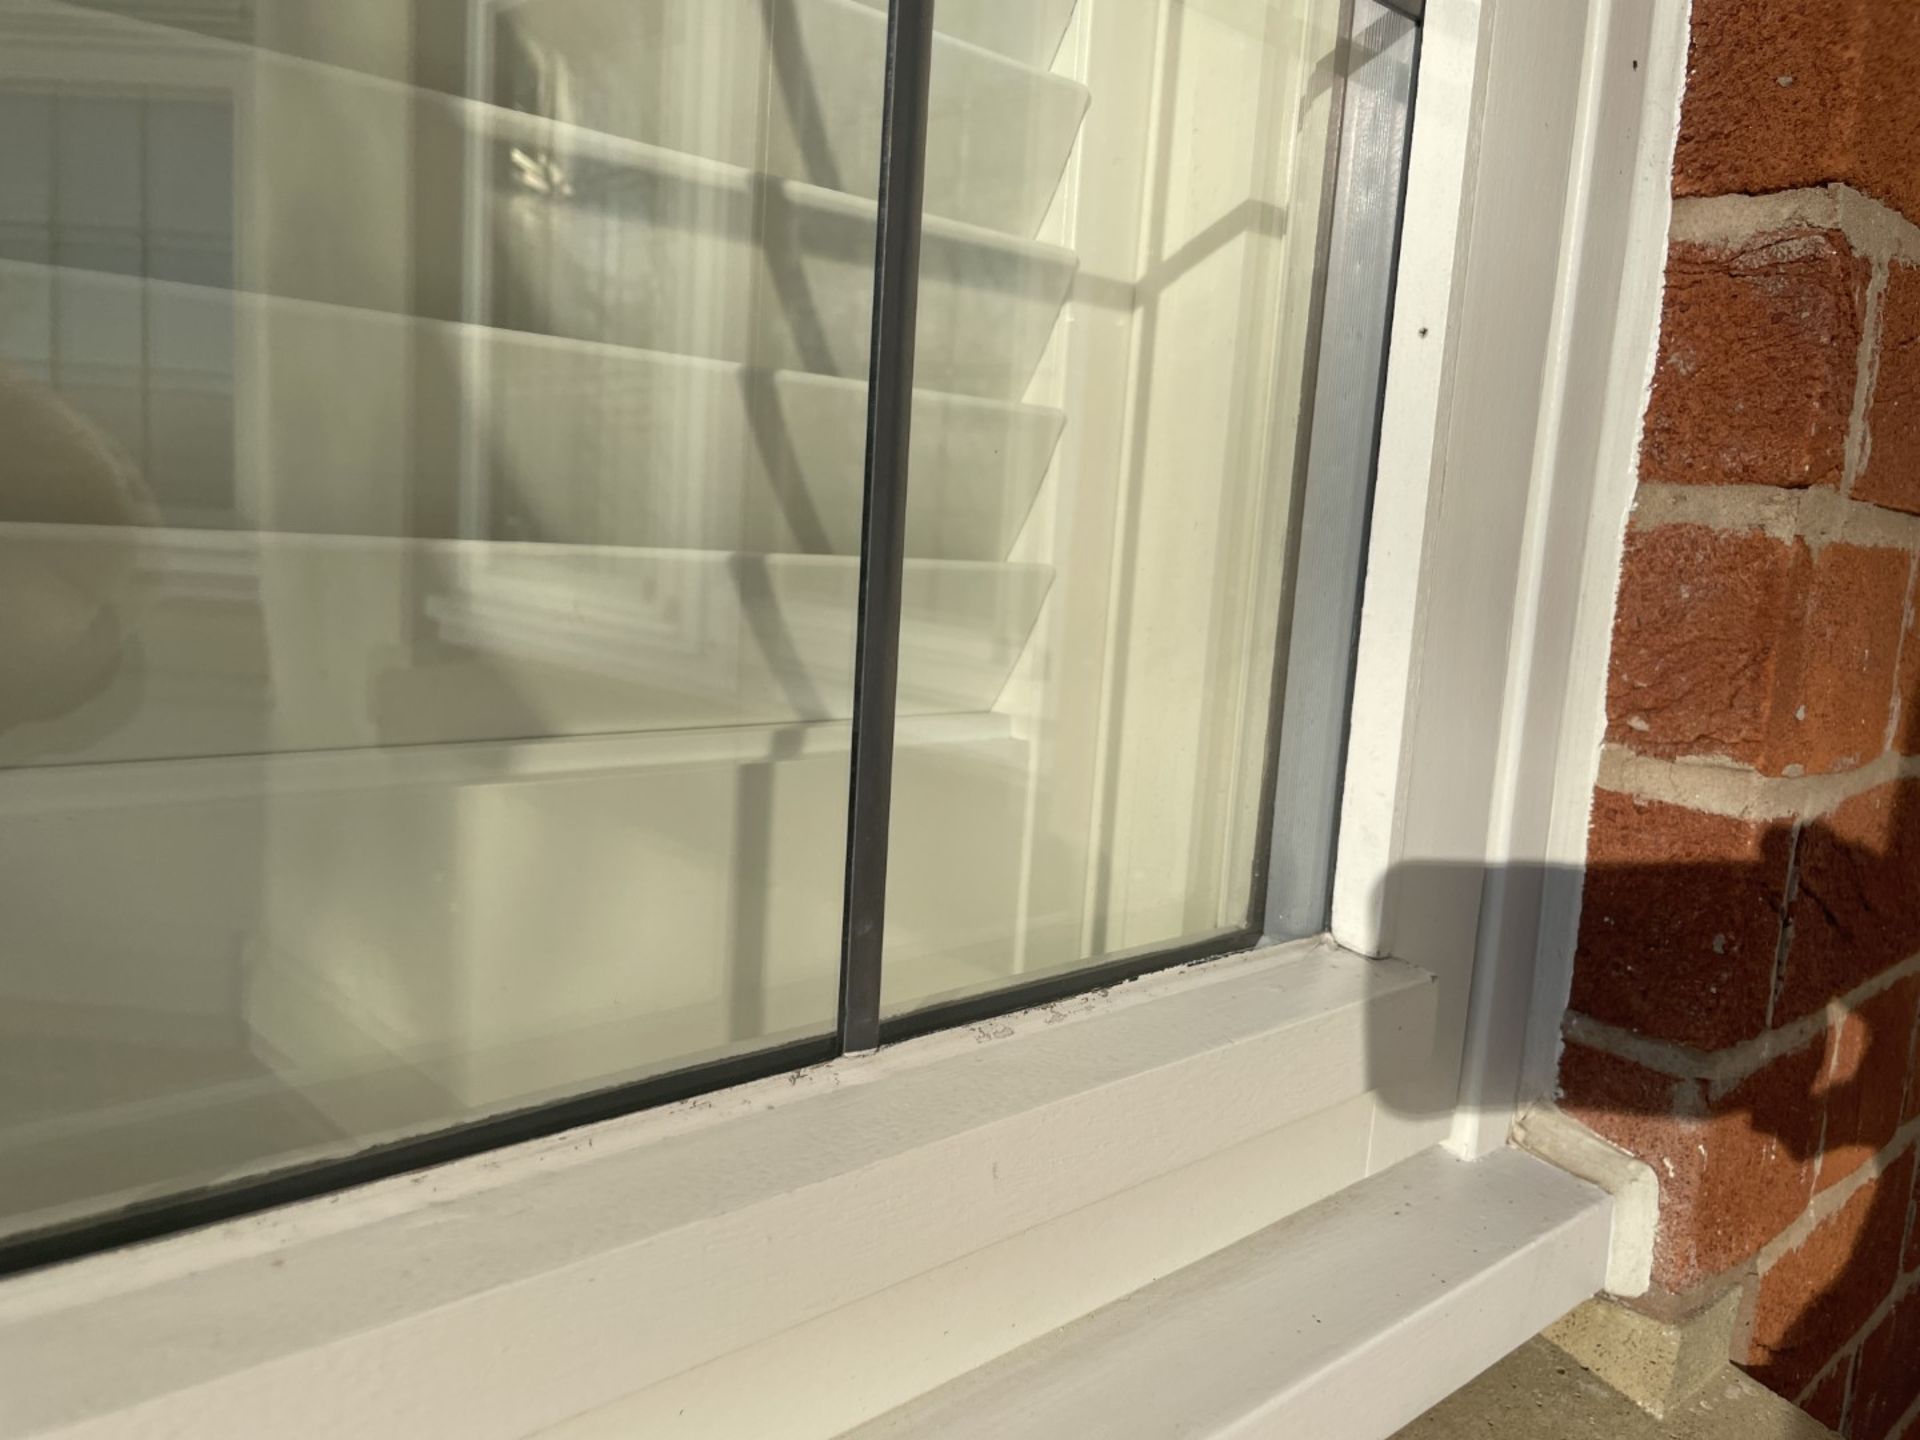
top-left (1557, 3), bottom-right (1920, 1437)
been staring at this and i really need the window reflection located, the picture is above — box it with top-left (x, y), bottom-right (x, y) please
top-left (0, 0), bottom-right (1344, 1239)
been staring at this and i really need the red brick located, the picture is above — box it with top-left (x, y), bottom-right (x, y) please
top-left (1860, 263), bottom-right (1920, 515)
top-left (1802, 1356), bottom-right (1853, 1433)
top-left (1747, 1151), bottom-right (1916, 1398)
top-left (1608, 527), bottom-right (1812, 766)
top-left (1853, 1280), bottom-right (1920, 1440)
top-left (1909, 1021), bottom-right (1920, 1129)
top-left (1817, 978), bottom-right (1920, 1191)
top-left (1676, 0), bottom-right (1920, 224)
top-left (1561, 1039), bottom-right (1823, 1292)
top-left (1852, 6), bottom-right (1920, 227)
top-left (1642, 232), bottom-right (1869, 492)
top-left (1781, 781), bottom-right (1920, 1019)
top-left (1798, 544), bottom-right (1911, 774)
top-left (1607, 529), bottom-right (1904, 774)
top-left (1572, 791), bottom-right (1789, 1048)
top-left (1675, 0), bottom-right (1866, 201)
top-left (1907, 1158), bottom-right (1920, 1277)
top-left (1898, 580), bottom-right (1920, 757)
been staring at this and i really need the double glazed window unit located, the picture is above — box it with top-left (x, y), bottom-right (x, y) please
top-left (0, 0), bottom-right (1417, 1267)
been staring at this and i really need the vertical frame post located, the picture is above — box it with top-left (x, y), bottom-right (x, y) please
top-left (837, 0), bottom-right (936, 1054)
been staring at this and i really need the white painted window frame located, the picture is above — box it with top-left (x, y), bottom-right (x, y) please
top-left (0, 1), bottom-right (1690, 1435)
top-left (1336, 0), bottom-right (1689, 1160)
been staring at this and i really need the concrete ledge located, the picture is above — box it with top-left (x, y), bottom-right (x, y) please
top-left (1393, 1336), bottom-right (1836, 1440)
top-left (1546, 1290), bottom-right (1745, 1417)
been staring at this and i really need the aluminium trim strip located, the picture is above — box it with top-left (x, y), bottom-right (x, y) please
top-left (1264, 0), bottom-right (1420, 940)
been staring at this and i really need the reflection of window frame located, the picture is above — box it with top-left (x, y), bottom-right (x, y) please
top-left (455, 0), bottom-right (496, 542)
top-left (3, 0), bottom-right (1692, 1431)
top-left (457, 0), bottom-right (728, 662)
top-left (0, 29), bottom-right (248, 528)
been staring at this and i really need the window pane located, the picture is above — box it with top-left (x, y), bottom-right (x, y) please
top-left (880, 0), bottom-right (1346, 1016)
top-left (0, 0), bottom-right (878, 1238)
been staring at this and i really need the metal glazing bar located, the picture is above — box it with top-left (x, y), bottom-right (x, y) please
top-left (837, 0), bottom-right (936, 1055)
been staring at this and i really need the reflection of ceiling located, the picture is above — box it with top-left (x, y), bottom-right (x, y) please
top-left (69, 0), bottom-right (252, 44)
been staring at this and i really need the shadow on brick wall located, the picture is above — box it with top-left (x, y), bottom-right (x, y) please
top-left (1370, 780), bottom-right (1920, 1437)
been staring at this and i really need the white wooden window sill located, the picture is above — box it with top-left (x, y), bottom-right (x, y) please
top-left (0, 939), bottom-right (1609, 1440)
top-left (846, 1145), bottom-right (1612, 1439)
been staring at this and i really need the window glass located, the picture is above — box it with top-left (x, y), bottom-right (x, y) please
top-left (0, 0), bottom-right (875, 1238)
top-left (880, 0), bottom-right (1344, 1016)
top-left (0, 0), bottom-right (1388, 1252)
